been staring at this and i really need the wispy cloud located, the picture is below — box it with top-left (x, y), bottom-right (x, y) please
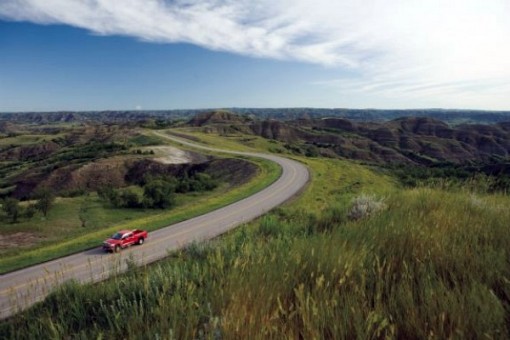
top-left (1, 0), bottom-right (509, 109)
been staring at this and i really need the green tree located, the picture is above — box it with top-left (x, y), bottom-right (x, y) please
top-left (120, 189), bottom-right (142, 208)
top-left (143, 179), bottom-right (176, 209)
top-left (98, 186), bottom-right (122, 207)
top-left (194, 173), bottom-right (217, 191)
top-left (34, 188), bottom-right (55, 217)
top-left (2, 198), bottom-right (20, 223)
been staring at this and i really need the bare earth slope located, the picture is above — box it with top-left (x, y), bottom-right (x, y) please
top-left (0, 132), bottom-right (309, 319)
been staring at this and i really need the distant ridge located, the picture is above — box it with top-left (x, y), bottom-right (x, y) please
top-left (187, 110), bottom-right (251, 126)
top-left (183, 111), bottom-right (510, 166)
top-left (1, 108), bottom-right (510, 125)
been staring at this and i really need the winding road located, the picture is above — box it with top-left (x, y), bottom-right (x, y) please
top-left (0, 132), bottom-right (309, 320)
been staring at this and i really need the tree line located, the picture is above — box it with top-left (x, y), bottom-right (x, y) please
top-left (98, 172), bottom-right (218, 210)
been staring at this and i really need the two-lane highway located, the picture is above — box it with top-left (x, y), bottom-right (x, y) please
top-left (0, 132), bottom-right (309, 319)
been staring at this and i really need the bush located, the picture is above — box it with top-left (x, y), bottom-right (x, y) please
top-left (194, 173), bottom-right (217, 191)
top-left (98, 186), bottom-right (122, 208)
top-left (143, 179), bottom-right (176, 209)
top-left (33, 188), bottom-right (55, 217)
top-left (98, 187), bottom-right (143, 209)
top-left (347, 194), bottom-right (386, 221)
top-left (316, 205), bottom-right (347, 232)
top-left (120, 189), bottom-right (142, 209)
top-left (99, 171), bottom-right (217, 210)
top-left (176, 173), bottom-right (217, 193)
top-left (2, 198), bottom-right (20, 223)
top-left (24, 204), bottom-right (37, 219)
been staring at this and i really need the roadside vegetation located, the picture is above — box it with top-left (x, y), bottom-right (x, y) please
top-left (386, 162), bottom-right (510, 194)
top-left (98, 172), bottom-right (217, 209)
top-left (2, 129), bottom-right (508, 338)
top-left (0, 125), bottom-right (282, 273)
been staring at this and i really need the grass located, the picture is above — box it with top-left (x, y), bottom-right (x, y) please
top-left (2, 129), bottom-right (509, 338)
top-left (169, 128), bottom-right (287, 153)
top-left (0, 155), bottom-right (281, 274)
top-left (3, 162), bottom-right (508, 338)
top-left (0, 195), bottom-right (157, 255)
top-left (0, 134), bottom-right (55, 147)
top-left (288, 157), bottom-right (395, 212)
top-left (164, 128), bottom-right (396, 210)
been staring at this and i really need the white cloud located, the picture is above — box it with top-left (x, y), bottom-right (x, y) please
top-left (1, 0), bottom-right (509, 109)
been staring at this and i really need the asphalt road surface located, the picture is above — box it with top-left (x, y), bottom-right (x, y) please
top-left (0, 132), bottom-right (309, 319)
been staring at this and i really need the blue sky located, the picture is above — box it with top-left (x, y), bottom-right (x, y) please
top-left (1, 1), bottom-right (509, 112)
top-left (0, 21), bottom-right (354, 111)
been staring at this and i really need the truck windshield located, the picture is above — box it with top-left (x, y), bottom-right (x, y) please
top-left (111, 233), bottom-right (123, 240)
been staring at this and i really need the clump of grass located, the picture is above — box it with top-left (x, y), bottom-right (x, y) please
top-left (183, 241), bottom-right (214, 261)
top-left (314, 205), bottom-right (347, 233)
top-left (347, 193), bottom-right (386, 220)
top-left (258, 215), bottom-right (282, 237)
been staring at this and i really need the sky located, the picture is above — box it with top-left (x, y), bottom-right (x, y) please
top-left (0, 0), bottom-right (509, 112)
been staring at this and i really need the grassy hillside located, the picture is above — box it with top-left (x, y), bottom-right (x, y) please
top-left (2, 130), bottom-right (508, 338)
top-left (0, 129), bottom-right (282, 273)
top-left (0, 155), bottom-right (279, 274)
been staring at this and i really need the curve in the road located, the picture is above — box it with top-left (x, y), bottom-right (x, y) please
top-left (0, 132), bottom-right (309, 319)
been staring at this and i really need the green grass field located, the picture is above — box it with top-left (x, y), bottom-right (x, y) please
top-left (0, 143), bottom-right (281, 273)
top-left (1, 129), bottom-right (509, 338)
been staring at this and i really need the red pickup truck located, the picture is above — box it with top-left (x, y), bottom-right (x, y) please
top-left (102, 229), bottom-right (148, 253)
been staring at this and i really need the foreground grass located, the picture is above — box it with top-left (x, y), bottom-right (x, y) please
top-left (0, 157), bottom-right (280, 274)
top-left (2, 166), bottom-right (508, 338)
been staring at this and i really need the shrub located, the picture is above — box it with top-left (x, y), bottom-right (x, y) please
top-left (347, 194), bottom-right (386, 221)
top-left (120, 189), bottom-right (142, 209)
top-left (24, 204), bottom-right (37, 219)
top-left (176, 173), bottom-right (217, 193)
top-left (2, 198), bottom-right (20, 223)
top-left (143, 179), bottom-right (176, 209)
top-left (33, 188), bottom-right (55, 217)
top-left (316, 205), bottom-right (347, 232)
top-left (98, 186), bottom-right (122, 208)
top-left (194, 173), bottom-right (217, 191)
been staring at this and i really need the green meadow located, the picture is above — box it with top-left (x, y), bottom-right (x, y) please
top-left (1, 131), bottom-right (509, 339)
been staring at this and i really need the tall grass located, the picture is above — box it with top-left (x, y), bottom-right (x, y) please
top-left (2, 187), bottom-right (509, 338)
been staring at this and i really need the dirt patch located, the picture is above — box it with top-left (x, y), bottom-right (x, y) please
top-left (39, 156), bottom-right (131, 194)
top-left (126, 157), bottom-right (257, 187)
top-left (0, 232), bottom-right (45, 251)
top-left (204, 158), bottom-right (258, 186)
top-left (147, 146), bottom-right (208, 164)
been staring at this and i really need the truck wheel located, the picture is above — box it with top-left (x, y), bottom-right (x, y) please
top-left (138, 237), bottom-right (144, 245)
top-left (115, 245), bottom-right (120, 253)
